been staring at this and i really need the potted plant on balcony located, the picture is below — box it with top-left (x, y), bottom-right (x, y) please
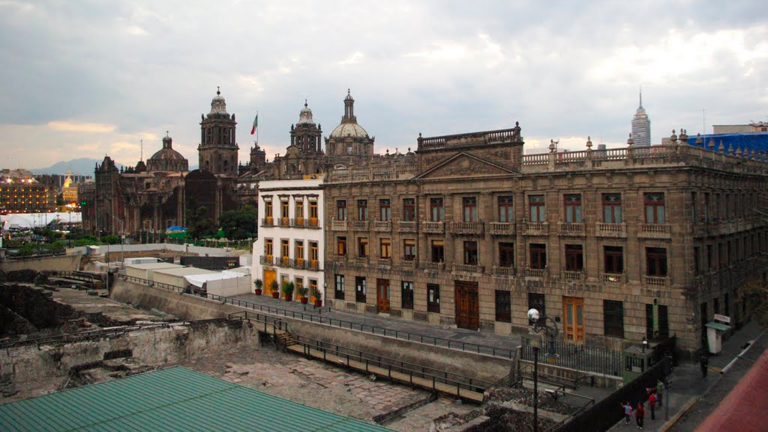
top-left (270, 280), bottom-right (280, 299)
top-left (282, 280), bottom-right (294, 301)
top-left (311, 285), bottom-right (322, 307)
top-left (254, 279), bottom-right (263, 295)
top-left (296, 285), bottom-right (309, 304)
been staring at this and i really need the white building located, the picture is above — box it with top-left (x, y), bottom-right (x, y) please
top-left (252, 177), bottom-right (326, 302)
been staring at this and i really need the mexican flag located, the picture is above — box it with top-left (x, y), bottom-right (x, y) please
top-left (251, 113), bottom-right (258, 135)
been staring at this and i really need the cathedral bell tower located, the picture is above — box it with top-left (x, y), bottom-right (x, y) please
top-left (289, 100), bottom-right (323, 156)
top-left (198, 87), bottom-right (239, 176)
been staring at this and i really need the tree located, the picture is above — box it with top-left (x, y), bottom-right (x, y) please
top-left (743, 281), bottom-right (768, 327)
top-left (219, 205), bottom-right (257, 240)
top-left (186, 199), bottom-right (216, 240)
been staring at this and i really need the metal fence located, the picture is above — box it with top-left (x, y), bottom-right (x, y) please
top-left (554, 356), bottom-right (672, 432)
top-left (521, 337), bottom-right (623, 376)
top-left (116, 274), bottom-right (517, 359)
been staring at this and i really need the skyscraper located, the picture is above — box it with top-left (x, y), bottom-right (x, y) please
top-left (632, 90), bottom-right (651, 147)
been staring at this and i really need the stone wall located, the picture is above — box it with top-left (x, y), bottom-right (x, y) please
top-left (111, 279), bottom-right (242, 319)
top-left (0, 254), bottom-right (82, 273)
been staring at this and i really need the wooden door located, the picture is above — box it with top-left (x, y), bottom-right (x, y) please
top-left (563, 297), bottom-right (585, 343)
top-left (263, 269), bottom-right (277, 294)
top-left (377, 279), bottom-right (390, 313)
top-left (455, 281), bottom-right (479, 330)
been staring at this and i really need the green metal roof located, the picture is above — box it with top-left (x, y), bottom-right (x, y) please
top-left (0, 367), bottom-right (392, 432)
top-left (705, 322), bottom-right (731, 332)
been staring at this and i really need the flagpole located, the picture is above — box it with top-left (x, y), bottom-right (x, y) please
top-left (256, 110), bottom-right (259, 145)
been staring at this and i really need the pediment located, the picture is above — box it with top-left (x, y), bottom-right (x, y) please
top-left (417, 153), bottom-right (516, 179)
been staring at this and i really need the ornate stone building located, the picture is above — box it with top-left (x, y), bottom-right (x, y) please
top-left (199, 88), bottom-right (239, 176)
top-left (323, 125), bottom-right (768, 354)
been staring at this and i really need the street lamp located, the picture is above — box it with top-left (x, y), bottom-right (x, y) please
top-left (527, 308), bottom-right (559, 432)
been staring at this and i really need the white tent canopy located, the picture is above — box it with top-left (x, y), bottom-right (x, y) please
top-left (1, 212), bottom-right (82, 230)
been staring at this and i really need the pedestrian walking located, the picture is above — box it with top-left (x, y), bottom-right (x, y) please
top-left (649, 392), bottom-right (657, 420)
top-left (700, 353), bottom-right (709, 378)
top-left (656, 380), bottom-right (664, 407)
top-left (635, 402), bottom-right (645, 429)
top-left (621, 401), bottom-right (633, 425)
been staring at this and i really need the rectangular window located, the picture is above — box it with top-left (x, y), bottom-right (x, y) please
top-left (564, 194), bottom-right (583, 223)
top-left (295, 241), bottom-right (304, 263)
top-left (380, 199), bottom-right (391, 221)
top-left (401, 281), bottom-right (414, 310)
top-left (707, 244), bottom-right (714, 270)
top-left (380, 238), bottom-right (391, 258)
top-left (335, 274), bottom-right (345, 300)
top-left (355, 277), bottom-right (366, 303)
top-left (603, 300), bottom-right (624, 338)
top-left (281, 239), bottom-right (289, 260)
top-left (295, 200), bottom-right (304, 221)
top-left (294, 277), bottom-right (303, 291)
top-left (495, 291), bottom-right (512, 323)
top-left (357, 199), bottom-right (368, 221)
top-left (337, 200), bottom-right (347, 221)
top-left (565, 244), bottom-right (584, 271)
top-left (403, 239), bottom-right (416, 261)
top-left (529, 195), bottom-right (546, 222)
top-left (604, 246), bottom-right (624, 274)
top-left (602, 193), bottom-right (622, 223)
top-left (264, 238), bottom-right (273, 258)
top-left (646, 304), bottom-right (670, 339)
top-left (463, 197), bottom-right (478, 222)
top-left (646, 247), bottom-right (668, 276)
top-left (530, 243), bottom-right (547, 269)
top-left (464, 241), bottom-right (478, 265)
top-left (528, 293), bottom-right (545, 324)
top-left (309, 201), bottom-right (318, 220)
top-left (403, 198), bottom-right (416, 221)
top-left (337, 237), bottom-right (347, 256)
top-left (430, 197), bottom-right (445, 222)
top-left (431, 240), bottom-right (445, 263)
top-left (644, 192), bottom-right (666, 224)
top-left (714, 297), bottom-right (720, 315)
top-left (265, 201), bottom-right (273, 220)
top-left (281, 200), bottom-right (289, 219)
top-left (358, 237), bottom-right (368, 258)
top-left (498, 196), bottom-right (514, 222)
top-left (309, 241), bottom-right (318, 262)
top-left (691, 192), bottom-right (697, 222)
top-left (427, 284), bottom-right (440, 313)
top-left (309, 279), bottom-right (318, 298)
top-left (704, 192), bottom-right (710, 221)
top-left (694, 246), bottom-right (700, 274)
top-left (499, 242), bottom-right (515, 267)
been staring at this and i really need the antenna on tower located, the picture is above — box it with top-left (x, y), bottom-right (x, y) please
top-left (639, 85), bottom-right (642, 108)
top-left (703, 109), bottom-right (706, 134)
top-left (140, 139), bottom-right (143, 161)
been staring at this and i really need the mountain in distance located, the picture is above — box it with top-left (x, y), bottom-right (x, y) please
top-left (30, 158), bottom-right (123, 176)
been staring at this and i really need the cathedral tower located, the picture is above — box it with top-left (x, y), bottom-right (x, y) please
top-left (198, 87), bottom-right (239, 176)
top-left (290, 100), bottom-right (323, 156)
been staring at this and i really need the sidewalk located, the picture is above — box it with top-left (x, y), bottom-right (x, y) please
top-left (609, 321), bottom-right (768, 432)
top-left (230, 293), bottom-right (521, 359)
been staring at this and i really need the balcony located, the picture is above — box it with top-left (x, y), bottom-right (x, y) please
top-left (261, 217), bottom-right (274, 227)
top-left (525, 268), bottom-right (547, 279)
top-left (558, 222), bottom-right (585, 237)
top-left (374, 221), bottom-right (392, 232)
top-left (422, 261), bottom-right (446, 272)
top-left (259, 255), bottom-right (274, 266)
top-left (492, 266), bottom-right (517, 278)
top-left (643, 275), bottom-right (669, 287)
top-left (290, 218), bottom-right (306, 228)
top-left (308, 260), bottom-right (320, 271)
top-left (596, 223), bottom-right (627, 238)
top-left (453, 264), bottom-right (484, 274)
top-left (308, 217), bottom-right (320, 229)
top-left (399, 258), bottom-right (417, 269)
top-left (279, 256), bottom-right (290, 267)
top-left (523, 221), bottom-right (549, 236)
top-left (377, 258), bottom-right (393, 269)
top-left (563, 270), bottom-right (584, 282)
top-left (489, 222), bottom-right (516, 236)
top-left (279, 217), bottom-right (290, 227)
top-left (397, 221), bottom-right (417, 233)
top-left (601, 273), bottom-right (626, 284)
top-left (292, 258), bottom-right (306, 269)
top-left (422, 221), bottom-right (445, 234)
top-left (638, 224), bottom-right (672, 239)
top-left (450, 221), bottom-right (484, 235)
top-left (350, 220), bottom-right (369, 231)
top-left (331, 219), bottom-right (348, 231)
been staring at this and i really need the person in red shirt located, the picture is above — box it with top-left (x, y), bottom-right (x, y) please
top-left (649, 392), bottom-right (657, 420)
top-left (635, 402), bottom-right (645, 429)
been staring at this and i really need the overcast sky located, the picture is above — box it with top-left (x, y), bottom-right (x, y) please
top-left (1, 0), bottom-right (767, 170)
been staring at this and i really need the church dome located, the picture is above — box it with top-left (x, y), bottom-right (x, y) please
top-left (330, 122), bottom-right (369, 139)
top-left (209, 87), bottom-right (228, 115)
top-left (150, 137), bottom-right (185, 161)
top-left (298, 100), bottom-right (315, 125)
top-left (148, 135), bottom-right (189, 172)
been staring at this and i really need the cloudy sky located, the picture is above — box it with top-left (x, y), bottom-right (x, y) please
top-left (1, 0), bottom-right (767, 170)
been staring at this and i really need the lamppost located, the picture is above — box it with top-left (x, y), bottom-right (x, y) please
top-left (527, 308), bottom-right (559, 432)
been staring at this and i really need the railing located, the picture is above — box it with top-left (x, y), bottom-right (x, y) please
top-left (638, 223), bottom-right (672, 238)
top-left (422, 221), bottom-right (445, 234)
top-left (422, 262), bottom-right (446, 272)
top-left (453, 264), bottom-right (484, 274)
top-left (418, 127), bottom-right (520, 150)
top-left (525, 268), bottom-right (547, 278)
top-left (520, 337), bottom-right (623, 376)
top-left (279, 217), bottom-right (290, 227)
top-left (290, 258), bottom-right (306, 270)
top-left (450, 221), bottom-right (484, 235)
top-left (260, 218), bottom-right (274, 227)
top-left (377, 258), bottom-right (392, 268)
top-left (331, 219), bottom-right (348, 231)
top-left (350, 220), bottom-right (369, 231)
top-left (558, 222), bottom-right (585, 236)
top-left (643, 275), bottom-right (669, 287)
top-left (259, 255), bottom-right (274, 265)
top-left (492, 266), bottom-right (516, 277)
top-left (397, 221), bottom-right (417, 233)
top-left (121, 275), bottom-right (516, 359)
top-left (290, 218), bottom-right (312, 228)
top-left (373, 220), bottom-right (392, 231)
top-left (596, 222), bottom-right (627, 238)
top-left (601, 273), bottom-right (625, 284)
top-left (563, 271), bottom-right (584, 282)
top-left (489, 222), bottom-right (515, 235)
top-left (308, 260), bottom-right (320, 271)
top-left (279, 256), bottom-right (290, 267)
top-left (522, 153), bottom-right (549, 166)
top-left (523, 221), bottom-right (549, 236)
top-left (308, 218), bottom-right (319, 228)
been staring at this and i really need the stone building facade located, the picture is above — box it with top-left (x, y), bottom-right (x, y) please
top-left (323, 126), bottom-right (768, 354)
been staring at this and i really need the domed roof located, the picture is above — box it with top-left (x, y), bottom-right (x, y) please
top-left (209, 87), bottom-right (228, 115)
top-left (150, 136), bottom-right (186, 161)
top-left (298, 100), bottom-right (315, 125)
top-left (330, 122), bottom-right (369, 139)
